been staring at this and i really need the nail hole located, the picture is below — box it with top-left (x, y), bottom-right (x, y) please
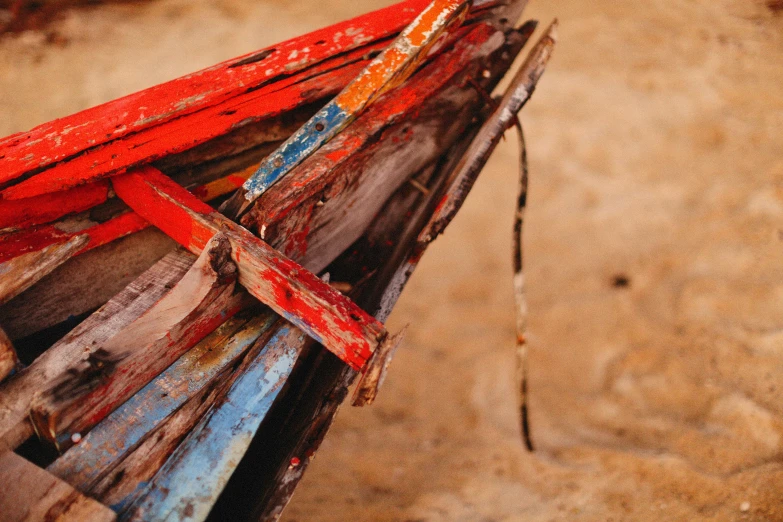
top-left (315, 122), bottom-right (325, 132)
top-left (314, 39), bottom-right (326, 46)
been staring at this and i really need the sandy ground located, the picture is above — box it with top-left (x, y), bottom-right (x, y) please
top-left (2, 0), bottom-right (783, 520)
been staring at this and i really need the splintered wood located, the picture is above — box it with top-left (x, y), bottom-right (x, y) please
top-left (29, 235), bottom-right (245, 451)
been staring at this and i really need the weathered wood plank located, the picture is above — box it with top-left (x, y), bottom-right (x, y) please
top-left (0, 227), bottom-right (175, 341)
top-left (47, 311), bottom-right (276, 493)
top-left (0, 211), bottom-right (149, 264)
top-left (0, 0), bottom-right (431, 187)
top-left (0, 250), bottom-right (193, 452)
top-left (29, 235), bottom-right (246, 451)
top-left (113, 166), bottom-right (387, 371)
top-left (0, 181), bottom-right (108, 232)
top-left (0, 235), bottom-right (87, 306)
top-left (424, 19), bottom-right (557, 239)
top-left (123, 323), bottom-right (306, 522)
top-left (0, 451), bottom-right (116, 522)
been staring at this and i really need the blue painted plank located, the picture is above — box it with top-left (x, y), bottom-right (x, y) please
top-left (123, 324), bottom-right (306, 521)
top-left (241, 0), bottom-right (470, 201)
top-left (48, 312), bottom-right (277, 490)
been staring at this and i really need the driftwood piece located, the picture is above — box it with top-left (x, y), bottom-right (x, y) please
top-left (123, 323), bottom-right (307, 522)
top-left (29, 235), bottom-right (245, 451)
top-left (0, 326), bottom-right (18, 383)
top-left (0, 251), bottom-right (193, 452)
top-left (0, 451), bottom-right (116, 522)
top-left (113, 166), bottom-right (388, 371)
top-left (0, 235), bottom-right (87, 306)
top-left (47, 312), bottom-right (276, 501)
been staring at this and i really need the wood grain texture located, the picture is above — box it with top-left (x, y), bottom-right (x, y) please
top-left (247, 21), bottom-right (512, 274)
top-left (0, 250), bottom-right (193, 452)
top-left (123, 323), bottom-right (306, 522)
top-left (47, 312), bottom-right (277, 502)
top-left (113, 167), bottom-right (387, 371)
top-left (0, 451), bottom-right (116, 522)
top-left (29, 235), bottom-right (245, 451)
top-left (0, 234), bottom-right (87, 306)
top-left (0, 227), bottom-right (175, 341)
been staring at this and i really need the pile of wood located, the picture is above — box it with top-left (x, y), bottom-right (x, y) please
top-left (0, 0), bottom-right (555, 519)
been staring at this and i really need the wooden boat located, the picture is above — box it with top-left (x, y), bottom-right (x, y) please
top-left (0, 0), bottom-right (555, 519)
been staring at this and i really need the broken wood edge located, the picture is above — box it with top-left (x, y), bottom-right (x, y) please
top-left (28, 234), bottom-right (240, 452)
top-left (0, 234), bottom-right (88, 306)
top-left (352, 326), bottom-right (408, 406)
top-left (0, 250), bottom-right (193, 454)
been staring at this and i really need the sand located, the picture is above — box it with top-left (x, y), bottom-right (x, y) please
top-left (2, 0), bottom-right (782, 520)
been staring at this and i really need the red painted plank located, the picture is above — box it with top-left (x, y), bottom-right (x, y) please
top-left (0, 181), bottom-right (108, 231)
top-left (1, 43), bottom-right (375, 200)
top-left (0, 0), bottom-right (430, 187)
top-left (0, 212), bottom-right (148, 264)
top-left (112, 166), bottom-right (387, 370)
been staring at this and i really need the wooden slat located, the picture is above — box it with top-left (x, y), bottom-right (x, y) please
top-left (0, 451), bottom-right (116, 522)
top-left (123, 323), bottom-right (306, 522)
top-left (47, 312), bottom-right (276, 495)
top-left (112, 167), bottom-right (387, 371)
top-left (0, 250), bottom-right (193, 452)
top-left (0, 181), bottom-right (109, 232)
top-left (0, 3), bottom-right (501, 201)
top-left (0, 227), bottom-right (175, 341)
top-left (0, 235), bottom-right (87, 305)
top-left (29, 235), bottom-right (247, 451)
